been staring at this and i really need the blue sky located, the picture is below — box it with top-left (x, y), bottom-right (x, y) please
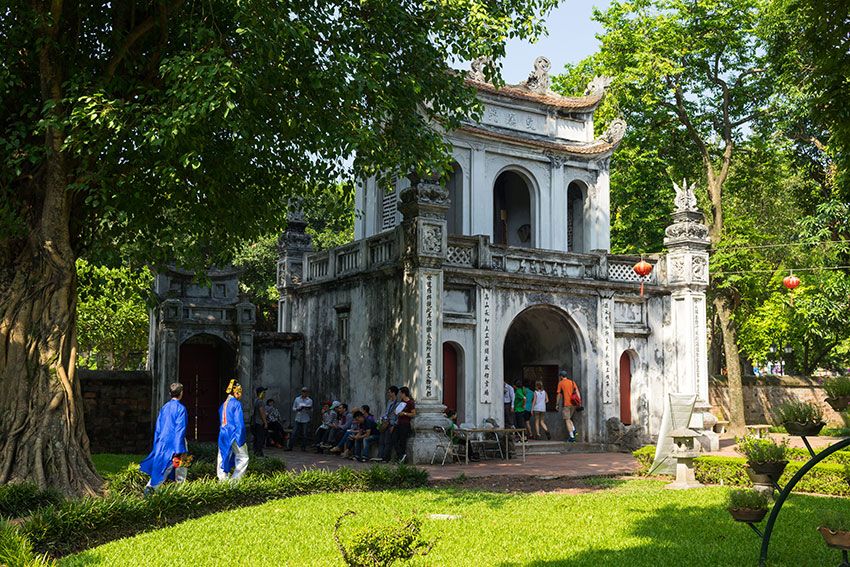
top-left (500, 0), bottom-right (611, 84)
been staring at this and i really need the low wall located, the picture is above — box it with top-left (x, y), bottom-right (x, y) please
top-left (709, 375), bottom-right (845, 427)
top-left (80, 369), bottom-right (152, 454)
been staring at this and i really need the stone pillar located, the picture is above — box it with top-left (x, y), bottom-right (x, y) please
top-left (237, 296), bottom-right (256, 413)
top-left (662, 180), bottom-right (714, 449)
top-left (276, 210), bottom-right (313, 333)
top-left (398, 174), bottom-right (451, 463)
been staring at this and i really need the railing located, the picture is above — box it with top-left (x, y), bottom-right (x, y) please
top-left (335, 243), bottom-right (361, 276)
top-left (304, 232), bottom-right (400, 282)
top-left (445, 236), bottom-right (479, 268)
top-left (307, 252), bottom-right (330, 281)
top-left (608, 255), bottom-right (658, 284)
top-left (490, 246), bottom-right (598, 279)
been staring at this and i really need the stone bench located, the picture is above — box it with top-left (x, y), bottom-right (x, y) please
top-left (713, 420), bottom-right (730, 435)
top-left (746, 424), bottom-right (771, 438)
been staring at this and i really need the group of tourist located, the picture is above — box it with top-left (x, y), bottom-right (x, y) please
top-left (503, 371), bottom-right (582, 442)
top-left (309, 385), bottom-right (416, 464)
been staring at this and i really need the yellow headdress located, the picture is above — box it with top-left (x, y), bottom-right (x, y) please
top-left (226, 379), bottom-right (242, 395)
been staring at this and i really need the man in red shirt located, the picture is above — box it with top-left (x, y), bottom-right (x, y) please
top-left (556, 370), bottom-right (580, 442)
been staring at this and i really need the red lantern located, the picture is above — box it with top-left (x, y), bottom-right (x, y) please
top-left (633, 259), bottom-right (653, 297)
top-left (782, 274), bottom-right (800, 291)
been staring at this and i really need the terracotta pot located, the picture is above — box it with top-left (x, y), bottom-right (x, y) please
top-left (826, 397), bottom-right (850, 412)
top-left (729, 507), bottom-right (767, 523)
top-left (783, 421), bottom-right (826, 437)
top-left (748, 460), bottom-right (788, 480)
top-left (819, 527), bottom-right (850, 550)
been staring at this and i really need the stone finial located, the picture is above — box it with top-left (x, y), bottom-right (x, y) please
top-left (673, 179), bottom-right (699, 214)
top-left (601, 118), bottom-right (627, 145)
top-left (468, 56), bottom-right (491, 83)
top-left (584, 75), bottom-right (612, 96)
top-left (522, 56), bottom-right (551, 94)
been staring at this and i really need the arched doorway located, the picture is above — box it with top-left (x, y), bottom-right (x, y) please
top-left (179, 334), bottom-right (237, 442)
top-left (567, 181), bottom-right (586, 252)
top-left (619, 351), bottom-right (634, 425)
top-left (493, 171), bottom-right (532, 247)
top-left (503, 306), bottom-right (582, 417)
top-left (442, 342), bottom-right (464, 423)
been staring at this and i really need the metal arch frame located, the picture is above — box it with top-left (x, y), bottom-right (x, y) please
top-left (758, 436), bottom-right (850, 567)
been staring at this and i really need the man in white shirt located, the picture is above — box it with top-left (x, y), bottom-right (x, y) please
top-left (285, 387), bottom-right (313, 451)
top-left (503, 382), bottom-right (515, 427)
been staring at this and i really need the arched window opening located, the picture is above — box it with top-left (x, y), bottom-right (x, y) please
top-left (567, 181), bottom-right (586, 252)
top-left (493, 171), bottom-right (532, 248)
top-left (446, 163), bottom-right (463, 236)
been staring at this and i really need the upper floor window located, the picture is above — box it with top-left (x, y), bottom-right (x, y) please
top-left (493, 170), bottom-right (532, 248)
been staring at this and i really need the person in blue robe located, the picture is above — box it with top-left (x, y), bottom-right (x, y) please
top-left (140, 382), bottom-right (188, 494)
top-left (217, 379), bottom-right (249, 481)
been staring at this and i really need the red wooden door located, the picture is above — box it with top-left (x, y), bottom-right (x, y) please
top-left (619, 352), bottom-right (632, 425)
top-left (179, 343), bottom-right (220, 442)
top-left (443, 343), bottom-right (458, 413)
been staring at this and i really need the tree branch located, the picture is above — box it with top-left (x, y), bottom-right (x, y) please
top-left (104, 0), bottom-right (184, 81)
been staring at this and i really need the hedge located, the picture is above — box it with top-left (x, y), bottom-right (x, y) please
top-left (17, 465), bottom-right (428, 558)
top-left (0, 484), bottom-right (64, 521)
top-left (633, 446), bottom-right (850, 496)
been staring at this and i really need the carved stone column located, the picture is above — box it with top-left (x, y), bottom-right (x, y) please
top-left (662, 180), bottom-right (714, 449)
top-left (276, 210), bottom-right (313, 332)
top-left (236, 295), bottom-right (256, 414)
top-left (398, 174), bottom-right (451, 463)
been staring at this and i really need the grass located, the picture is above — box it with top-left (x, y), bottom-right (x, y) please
top-left (90, 454), bottom-right (145, 477)
top-left (62, 480), bottom-right (850, 567)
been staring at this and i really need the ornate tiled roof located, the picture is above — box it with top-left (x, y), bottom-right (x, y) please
top-left (467, 80), bottom-right (605, 112)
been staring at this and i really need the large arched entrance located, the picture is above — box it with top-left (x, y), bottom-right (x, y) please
top-left (503, 305), bottom-right (582, 419)
top-left (179, 334), bottom-right (237, 442)
top-left (493, 170), bottom-right (532, 247)
top-left (442, 342), bottom-right (464, 422)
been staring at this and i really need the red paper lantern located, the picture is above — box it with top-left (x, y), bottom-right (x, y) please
top-left (633, 259), bottom-right (653, 296)
top-left (782, 274), bottom-right (800, 291)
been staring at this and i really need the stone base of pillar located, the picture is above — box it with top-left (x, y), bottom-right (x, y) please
top-left (665, 457), bottom-right (704, 490)
top-left (409, 399), bottom-right (450, 464)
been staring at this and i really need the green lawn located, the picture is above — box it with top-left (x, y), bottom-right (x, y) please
top-left (62, 479), bottom-right (848, 566)
top-left (90, 454), bottom-right (145, 477)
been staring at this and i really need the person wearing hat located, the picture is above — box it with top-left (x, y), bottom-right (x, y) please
top-left (218, 379), bottom-right (249, 481)
top-left (252, 386), bottom-right (269, 456)
top-left (286, 386), bottom-right (313, 451)
top-left (140, 382), bottom-right (188, 495)
top-left (556, 370), bottom-right (580, 442)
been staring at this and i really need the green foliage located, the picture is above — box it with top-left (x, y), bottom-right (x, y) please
top-left (20, 465), bottom-right (428, 557)
top-left (736, 436), bottom-right (789, 463)
top-left (336, 511), bottom-right (433, 567)
top-left (75, 260), bottom-right (152, 370)
top-left (0, 484), bottom-right (63, 520)
top-left (774, 400), bottom-right (824, 425)
top-left (824, 376), bottom-right (850, 399)
top-left (727, 488), bottom-right (768, 510)
top-left (0, 521), bottom-right (56, 567)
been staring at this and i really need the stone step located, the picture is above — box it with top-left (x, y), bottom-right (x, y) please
top-left (521, 440), bottom-right (612, 455)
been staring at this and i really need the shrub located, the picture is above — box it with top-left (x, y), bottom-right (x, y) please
top-left (0, 521), bottom-right (56, 567)
top-left (727, 488), bottom-right (768, 510)
top-left (774, 401), bottom-right (824, 425)
top-left (0, 484), bottom-right (64, 520)
top-left (821, 510), bottom-right (850, 532)
top-left (334, 511), bottom-right (433, 567)
top-left (22, 465), bottom-right (429, 557)
top-left (736, 436), bottom-right (789, 463)
top-left (824, 376), bottom-right (850, 399)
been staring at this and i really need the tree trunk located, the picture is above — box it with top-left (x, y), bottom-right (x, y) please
top-left (0, 142), bottom-right (102, 497)
top-left (714, 295), bottom-right (747, 435)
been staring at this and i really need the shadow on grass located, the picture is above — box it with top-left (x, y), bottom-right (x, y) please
top-left (496, 493), bottom-right (850, 567)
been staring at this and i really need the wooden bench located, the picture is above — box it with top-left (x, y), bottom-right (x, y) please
top-left (746, 424), bottom-right (771, 438)
top-left (713, 420), bottom-right (730, 435)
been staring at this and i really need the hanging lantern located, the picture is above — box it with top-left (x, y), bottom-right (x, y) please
top-left (783, 271), bottom-right (800, 305)
top-left (633, 258), bottom-right (653, 297)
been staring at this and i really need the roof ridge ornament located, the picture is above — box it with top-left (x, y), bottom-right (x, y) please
top-left (600, 118), bottom-right (627, 146)
top-left (468, 56), bottom-right (491, 83)
top-left (584, 76), bottom-right (612, 97)
top-left (673, 178), bottom-right (699, 214)
top-left (521, 56), bottom-right (551, 94)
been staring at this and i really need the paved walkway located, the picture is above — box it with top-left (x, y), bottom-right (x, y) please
top-left (265, 447), bottom-right (639, 481)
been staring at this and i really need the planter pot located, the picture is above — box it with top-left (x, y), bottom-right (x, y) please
top-left (729, 507), bottom-right (767, 523)
top-left (826, 397), bottom-right (850, 413)
top-left (748, 460), bottom-right (788, 480)
top-left (819, 527), bottom-right (850, 550)
top-left (783, 421), bottom-right (826, 437)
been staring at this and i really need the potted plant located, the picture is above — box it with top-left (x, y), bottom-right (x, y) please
top-left (727, 488), bottom-right (769, 523)
top-left (737, 436), bottom-right (789, 480)
top-left (824, 376), bottom-right (850, 412)
top-left (819, 510), bottom-right (850, 550)
top-left (774, 400), bottom-right (826, 437)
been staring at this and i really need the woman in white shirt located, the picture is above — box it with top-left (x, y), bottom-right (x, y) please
top-left (532, 381), bottom-right (551, 440)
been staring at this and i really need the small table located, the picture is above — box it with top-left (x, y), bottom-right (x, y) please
top-left (456, 427), bottom-right (527, 465)
top-left (747, 424), bottom-right (771, 438)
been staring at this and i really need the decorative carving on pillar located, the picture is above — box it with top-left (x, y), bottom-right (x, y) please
top-left (424, 273), bottom-right (435, 398)
top-left (277, 208), bottom-right (314, 291)
top-left (468, 56), bottom-right (492, 83)
top-left (584, 75), bottom-right (612, 96)
top-left (598, 289), bottom-right (615, 405)
top-left (544, 151), bottom-right (567, 169)
top-left (479, 287), bottom-right (493, 404)
top-left (399, 175), bottom-right (449, 269)
top-left (601, 119), bottom-right (627, 145)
